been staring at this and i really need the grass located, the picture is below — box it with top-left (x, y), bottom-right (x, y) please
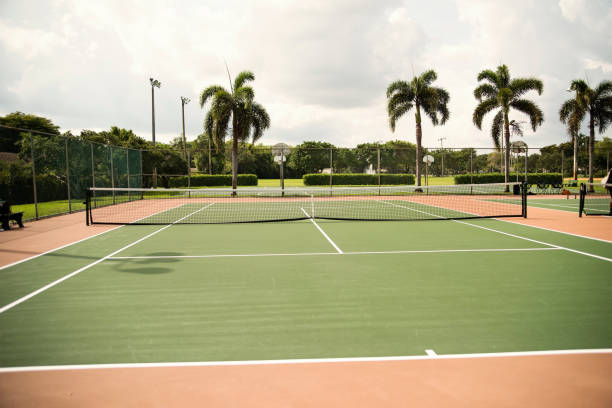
top-left (12, 200), bottom-right (85, 222)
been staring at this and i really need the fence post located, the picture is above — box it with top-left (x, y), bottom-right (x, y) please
top-left (470, 149), bottom-right (473, 184)
top-left (187, 150), bottom-right (191, 188)
top-left (377, 146), bottom-right (381, 188)
top-left (30, 132), bottom-right (39, 220)
top-left (110, 146), bottom-right (115, 204)
top-left (525, 147), bottom-right (528, 182)
top-left (65, 136), bottom-right (72, 213)
top-left (561, 150), bottom-right (564, 180)
top-left (329, 148), bottom-right (333, 191)
top-left (126, 148), bottom-right (130, 189)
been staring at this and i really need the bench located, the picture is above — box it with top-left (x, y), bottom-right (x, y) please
top-left (0, 200), bottom-right (24, 230)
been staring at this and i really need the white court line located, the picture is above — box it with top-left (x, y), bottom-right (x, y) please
top-left (425, 349), bottom-right (437, 357)
top-left (380, 201), bottom-right (612, 263)
top-left (108, 247), bottom-right (561, 260)
top-left (301, 207), bottom-right (343, 254)
top-left (1, 348), bottom-right (610, 373)
top-left (0, 202), bottom-right (197, 271)
top-left (0, 204), bottom-right (214, 315)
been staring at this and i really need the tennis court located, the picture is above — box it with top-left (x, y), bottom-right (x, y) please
top-left (1, 184), bottom-right (611, 370)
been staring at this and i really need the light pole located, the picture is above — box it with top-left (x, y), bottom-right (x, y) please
top-left (150, 77), bottom-right (161, 187)
top-left (180, 96), bottom-right (190, 158)
top-left (150, 78), bottom-right (161, 145)
top-left (438, 137), bottom-right (446, 177)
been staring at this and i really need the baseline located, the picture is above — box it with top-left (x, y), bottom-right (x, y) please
top-left (1, 348), bottom-right (610, 372)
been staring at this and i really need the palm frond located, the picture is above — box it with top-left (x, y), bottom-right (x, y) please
top-left (420, 70), bottom-right (437, 86)
top-left (386, 80), bottom-right (411, 98)
top-left (199, 85), bottom-right (225, 108)
top-left (233, 71), bottom-right (255, 91)
top-left (473, 98), bottom-right (499, 129)
top-left (490, 111), bottom-right (503, 149)
top-left (250, 103), bottom-right (271, 142)
top-left (509, 99), bottom-right (544, 131)
top-left (474, 83), bottom-right (497, 101)
top-left (510, 78), bottom-right (543, 97)
top-left (387, 92), bottom-right (414, 114)
top-left (476, 69), bottom-right (498, 86)
top-left (235, 86), bottom-right (255, 103)
top-left (496, 64), bottom-right (510, 88)
top-left (389, 103), bottom-right (413, 132)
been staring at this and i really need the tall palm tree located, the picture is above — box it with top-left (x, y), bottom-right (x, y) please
top-left (386, 70), bottom-right (449, 186)
top-left (559, 79), bottom-right (612, 186)
top-left (472, 65), bottom-right (543, 187)
top-left (200, 71), bottom-right (270, 191)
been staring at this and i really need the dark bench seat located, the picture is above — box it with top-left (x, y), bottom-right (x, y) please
top-left (1, 211), bottom-right (24, 230)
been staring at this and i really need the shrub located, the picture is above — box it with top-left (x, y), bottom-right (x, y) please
top-left (303, 173), bottom-right (415, 186)
top-left (454, 173), bottom-right (563, 185)
top-left (167, 174), bottom-right (258, 187)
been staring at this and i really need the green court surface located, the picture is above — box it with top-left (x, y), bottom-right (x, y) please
top-left (1, 213), bottom-right (611, 368)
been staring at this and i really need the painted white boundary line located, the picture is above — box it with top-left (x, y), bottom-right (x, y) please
top-left (0, 204), bottom-right (214, 315)
top-left (1, 348), bottom-right (610, 373)
top-left (380, 201), bottom-right (612, 263)
top-left (425, 349), bottom-right (437, 357)
top-left (108, 247), bottom-right (560, 260)
top-left (0, 226), bottom-right (123, 271)
top-left (0, 202), bottom-right (197, 271)
top-left (301, 207), bottom-right (343, 254)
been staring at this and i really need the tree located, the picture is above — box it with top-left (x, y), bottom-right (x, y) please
top-left (287, 141), bottom-right (336, 175)
top-left (473, 64), bottom-right (543, 188)
top-left (559, 79), bottom-right (612, 186)
top-left (0, 112), bottom-right (60, 153)
top-left (200, 71), bottom-right (270, 191)
top-left (386, 70), bottom-right (449, 186)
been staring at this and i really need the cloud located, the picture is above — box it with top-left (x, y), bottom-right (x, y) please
top-left (0, 0), bottom-right (610, 150)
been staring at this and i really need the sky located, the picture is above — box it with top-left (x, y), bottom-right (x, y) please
top-left (0, 0), bottom-right (611, 149)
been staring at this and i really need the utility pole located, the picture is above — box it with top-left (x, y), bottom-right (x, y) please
top-left (438, 137), bottom-right (446, 177)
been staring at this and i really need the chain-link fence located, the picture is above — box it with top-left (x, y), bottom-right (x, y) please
top-left (2, 126), bottom-right (610, 221)
top-left (0, 128), bottom-right (141, 221)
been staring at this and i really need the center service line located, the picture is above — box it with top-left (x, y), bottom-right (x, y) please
top-left (301, 207), bottom-right (343, 254)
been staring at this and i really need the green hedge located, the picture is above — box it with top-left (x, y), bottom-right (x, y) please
top-left (303, 173), bottom-right (415, 186)
top-left (454, 173), bottom-right (563, 185)
top-left (167, 174), bottom-right (258, 187)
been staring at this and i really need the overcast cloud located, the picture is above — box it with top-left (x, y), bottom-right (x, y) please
top-left (1, 0), bottom-right (611, 148)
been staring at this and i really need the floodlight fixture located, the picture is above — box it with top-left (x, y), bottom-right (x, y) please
top-left (150, 77), bottom-right (161, 88)
top-left (181, 96), bottom-right (191, 105)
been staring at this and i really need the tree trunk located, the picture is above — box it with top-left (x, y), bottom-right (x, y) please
top-left (232, 126), bottom-right (238, 195)
top-left (503, 112), bottom-right (510, 192)
top-left (573, 132), bottom-right (578, 180)
top-left (415, 106), bottom-right (422, 187)
top-left (588, 114), bottom-right (594, 191)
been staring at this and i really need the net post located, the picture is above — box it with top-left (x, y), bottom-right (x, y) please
top-left (578, 183), bottom-right (585, 217)
top-left (521, 181), bottom-right (527, 218)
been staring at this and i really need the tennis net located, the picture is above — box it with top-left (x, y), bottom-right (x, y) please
top-left (579, 183), bottom-right (612, 216)
top-left (86, 182), bottom-right (527, 225)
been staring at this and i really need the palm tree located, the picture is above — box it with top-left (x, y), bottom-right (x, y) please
top-left (200, 71), bottom-right (270, 191)
top-left (386, 70), bottom-right (449, 186)
top-left (472, 65), bottom-right (543, 187)
top-left (559, 79), bottom-right (612, 186)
